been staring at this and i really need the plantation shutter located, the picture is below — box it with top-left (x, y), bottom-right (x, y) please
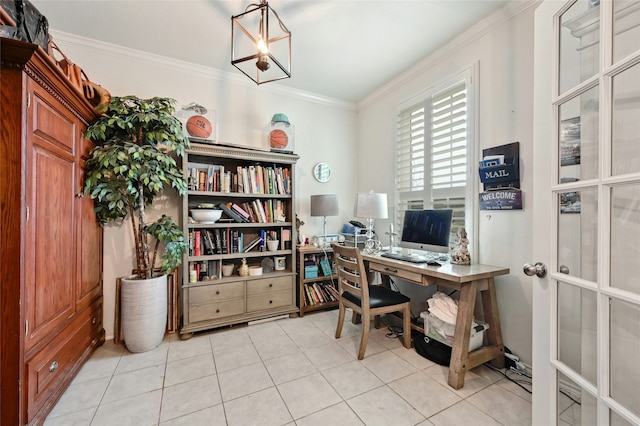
top-left (395, 80), bottom-right (468, 234)
top-left (430, 82), bottom-right (467, 231)
top-left (396, 101), bottom-right (427, 224)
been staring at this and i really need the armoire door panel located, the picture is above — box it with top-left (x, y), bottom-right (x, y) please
top-left (76, 147), bottom-right (102, 309)
top-left (30, 84), bottom-right (76, 154)
top-left (25, 144), bottom-right (76, 350)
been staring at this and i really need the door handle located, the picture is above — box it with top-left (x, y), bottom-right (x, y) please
top-left (523, 262), bottom-right (547, 278)
top-left (559, 264), bottom-right (569, 274)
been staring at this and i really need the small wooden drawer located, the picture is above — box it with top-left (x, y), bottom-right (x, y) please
top-left (369, 262), bottom-right (423, 284)
top-left (247, 290), bottom-right (293, 312)
top-left (189, 299), bottom-right (245, 323)
top-left (187, 282), bottom-right (245, 323)
top-left (246, 276), bottom-right (293, 312)
top-left (246, 276), bottom-right (292, 296)
top-left (188, 282), bottom-right (245, 305)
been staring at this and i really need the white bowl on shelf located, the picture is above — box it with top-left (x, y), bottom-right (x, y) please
top-left (191, 209), bottom-right (222, 224)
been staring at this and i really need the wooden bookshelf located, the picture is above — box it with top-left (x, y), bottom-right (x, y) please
top-left (297, 245), bottom-right (339, 316)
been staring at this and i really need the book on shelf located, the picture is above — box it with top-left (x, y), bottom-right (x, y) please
top-left (232, 230), bottom-right (239, 253)
top-left (218, 165), bottom-right (225, 192)
top-left (194, 230), bottom-right (201, 256)
top-left (231, 203), bottom-right (250, 222)
top-left (220, 228), bottom-right (228, 254)
top-left (252, 199), bottom-right (265, 223)
top-left (235, 166), bottom-right (243, 193)
top-left (210, 229), bottom-right (220, 254)
top-left (242, 202), bottom-right (259, 223)
top-left (207, 165), bottom-right (215, 191)
top-left (198, 170), bottom-right (207, 192)
top-left (241, 168), bottom-right (250, 194)
top-left (237, 232), bottom-right (244, 253)
top-left (243, 236), bottom-right (263, 252)
top-left (311, 284), bottom-right (324, 303)
top-left (325, 282), bottom-right (340, 299)
top-left (305, 284), bottom-right (317, 305)
top-left (259, 230), bottom-right (267, 251)
top-left (248, 165), bottom-right (258, 193)
top-left (218, 202), bottom-right (245, 223)
top-left (203, 230), bottom-right (215, 255)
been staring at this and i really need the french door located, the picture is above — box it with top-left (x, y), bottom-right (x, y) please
top-left (532, 0), bottom-right (640, 425)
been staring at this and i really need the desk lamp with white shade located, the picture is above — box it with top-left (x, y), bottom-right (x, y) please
top-left (353, 191), bottom-right (387, 254)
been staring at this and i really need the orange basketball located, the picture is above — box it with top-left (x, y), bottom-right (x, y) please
top-left (186, 115), bottom-right (212, 138)
top-left (269, 129), bottom-right (288, 149)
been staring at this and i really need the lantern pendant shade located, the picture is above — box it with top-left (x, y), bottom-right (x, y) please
top-left (231, 0), bottom-right (291, 85)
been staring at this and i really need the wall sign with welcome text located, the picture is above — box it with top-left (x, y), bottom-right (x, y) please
top-left (479, 189), bottom-right (522, 210)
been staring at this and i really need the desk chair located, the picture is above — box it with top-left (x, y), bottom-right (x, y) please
top-left (332, 244), bottom-right (411, 359)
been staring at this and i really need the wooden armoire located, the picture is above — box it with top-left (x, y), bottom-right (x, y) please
top-left (0, 38), bottom-right (105, 425)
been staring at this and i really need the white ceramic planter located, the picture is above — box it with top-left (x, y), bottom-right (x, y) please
top-left (266, 240), bottom-right (279, 252)
top-left (121, 274), bottom-right (167, 353)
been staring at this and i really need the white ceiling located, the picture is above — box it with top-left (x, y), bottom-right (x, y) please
top-left (34, 0), bottom-right (510, 103)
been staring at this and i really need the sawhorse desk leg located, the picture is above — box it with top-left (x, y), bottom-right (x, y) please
top-left (447, 277), bottom-right (505, 389)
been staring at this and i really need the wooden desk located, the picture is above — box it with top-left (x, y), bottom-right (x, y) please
top-left (360, 253), bottom-right (509, 389)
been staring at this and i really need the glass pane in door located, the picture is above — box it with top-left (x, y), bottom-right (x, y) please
top-left (559, 0), bottom-right (599, 95)
top-left (610, 184), bottom-right (640, 295)
top-left (559, 86), bottom-right (599, 182)
top-left (611, 62), bottom-right (640, 176)
top-left (557, 282), bottom-right (597, 384)
top-left (557, 371), bottom-right (597, 426)
top-left (610, 298), bottom-right (640, 417)
top-left (611, 410), bottom-right (635, 426)
top-left (613, 0), bottom-right (640, 63)
top-left (557, 188), bottom-right (598, 280)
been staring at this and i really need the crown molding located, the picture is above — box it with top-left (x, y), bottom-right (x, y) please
top-left (357, 0), bottom-right (541, 109)
top-left (50, 31), bottom-right (357, 112)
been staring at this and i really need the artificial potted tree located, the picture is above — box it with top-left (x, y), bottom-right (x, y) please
top-left (84, 96), bottom-right (189, 353)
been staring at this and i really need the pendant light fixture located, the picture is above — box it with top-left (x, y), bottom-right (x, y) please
top-left (231, 0), bottom-right (291, 85)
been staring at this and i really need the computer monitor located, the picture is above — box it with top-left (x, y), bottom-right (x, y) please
top-left (399, 209), bottom-right (453, 254)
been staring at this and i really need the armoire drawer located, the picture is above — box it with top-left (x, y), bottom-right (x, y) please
top-left (25, 299), bottom-right (102, 421)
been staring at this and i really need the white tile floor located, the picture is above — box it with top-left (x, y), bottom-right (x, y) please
top-left (45, 310), bottom-right (533, 426)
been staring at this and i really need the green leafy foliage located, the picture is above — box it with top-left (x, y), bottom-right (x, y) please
top-left (84, 96), bottom-right (190, 279)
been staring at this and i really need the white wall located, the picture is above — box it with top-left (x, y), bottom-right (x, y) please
top-left (355, 4), bottom-right (536, 364)
top-left (52, 32), bottom-right (358, 340)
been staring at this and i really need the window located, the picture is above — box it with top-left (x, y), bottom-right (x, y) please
top-left (395, 72), bottom-right (474, 246)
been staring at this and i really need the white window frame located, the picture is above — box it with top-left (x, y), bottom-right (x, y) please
top-left (394, 65), bottom-right (479, 257)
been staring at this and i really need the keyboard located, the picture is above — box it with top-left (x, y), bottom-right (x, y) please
top-left (381, 252), bottom-right (433, 264)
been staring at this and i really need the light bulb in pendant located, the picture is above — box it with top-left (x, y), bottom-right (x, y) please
top-left (255, 37), bottom-right (270, 71)
top-left (257, 37), bottom-right (268, 54)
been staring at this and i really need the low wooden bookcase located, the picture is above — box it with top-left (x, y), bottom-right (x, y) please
top-left (297, 245), bottom-right (340, 316)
